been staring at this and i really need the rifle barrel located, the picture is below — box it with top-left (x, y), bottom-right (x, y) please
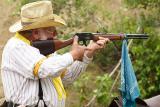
top-left (92, 33), bottom-right (149, 40)
top-left (125, 34), bottom-right (149, 39)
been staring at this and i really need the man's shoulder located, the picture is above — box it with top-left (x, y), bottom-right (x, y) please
top-left (5, 37), bottom-right (23, 48)
top-left (3, 37), bottom-right (31, 53)
top-left (7, 37), bottom-right (30, 47)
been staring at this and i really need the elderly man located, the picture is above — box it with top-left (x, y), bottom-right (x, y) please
top-left (1, 1), bottom-right (109, 107)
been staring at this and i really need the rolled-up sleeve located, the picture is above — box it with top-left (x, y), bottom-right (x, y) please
top-left (62, 53), bottom-right (93, 85)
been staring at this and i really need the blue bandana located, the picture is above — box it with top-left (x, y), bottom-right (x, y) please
top-left (121, 40), bottom-right (140, 107)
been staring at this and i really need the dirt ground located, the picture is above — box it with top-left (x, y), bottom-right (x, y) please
top-left (0, 0), bottom-right (19, 98)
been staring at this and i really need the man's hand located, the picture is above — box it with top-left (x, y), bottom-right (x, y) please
top-left (70, 36), bottom-right (91, 61)
top-left (85, 36), bottom-right (110, 58)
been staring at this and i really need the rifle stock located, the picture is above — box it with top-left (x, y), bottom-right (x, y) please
top-left (53, 39), bottom-right (73, 50)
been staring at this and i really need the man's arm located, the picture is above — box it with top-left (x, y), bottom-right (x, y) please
top-left (9, 41), bottom-right (73, 80)
top-left (62, 37), bottom-right (109, 84)
top-left (8, 36), bottom-right (89, 79)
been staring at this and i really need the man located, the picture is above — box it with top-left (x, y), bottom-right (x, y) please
top-left (1, 1), bottom-right (109, 107)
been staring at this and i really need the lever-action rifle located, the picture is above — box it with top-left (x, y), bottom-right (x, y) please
top-left (32, 32), bottom-right (148, 55)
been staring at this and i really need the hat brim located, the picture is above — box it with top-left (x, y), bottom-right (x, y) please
top-left (9, 14), bottom-right (66, 33)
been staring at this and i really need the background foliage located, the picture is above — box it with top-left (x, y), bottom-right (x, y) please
top-left (4, 0), bottom-right (160, 106)
top-left (124, 0), bottom-right (160, 98)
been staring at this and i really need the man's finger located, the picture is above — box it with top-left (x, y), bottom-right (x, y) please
top-left (97, 40), bottom-right (106, 45)
top-left (98, 36), bottom-right (110, 42)
top-left (84, 47), bottom-right (92, 51)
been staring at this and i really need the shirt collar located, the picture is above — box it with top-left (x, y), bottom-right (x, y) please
top-left (14, 32), bottom-right (31, 45)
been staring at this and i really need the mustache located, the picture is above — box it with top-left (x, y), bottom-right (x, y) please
top-left (38, 37), bottom-right (57, 41)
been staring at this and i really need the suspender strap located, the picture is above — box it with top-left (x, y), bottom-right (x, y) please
top-left (35, 79), bottom-right (47, 107)
top-left (38, 79), bottom-right (43, 100)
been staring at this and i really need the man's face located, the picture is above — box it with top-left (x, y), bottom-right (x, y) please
top-left (36, 27), bottom-right (57, 40)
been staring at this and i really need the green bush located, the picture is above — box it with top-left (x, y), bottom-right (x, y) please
top-left (94, 74), bottom-right (118, 106)
top-left (124, 0), bottom-right (160, 98)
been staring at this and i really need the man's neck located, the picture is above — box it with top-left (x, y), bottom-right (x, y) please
top-left (18, 32), bottom-right (36, 42)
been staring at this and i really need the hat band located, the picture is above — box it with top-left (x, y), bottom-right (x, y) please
top-left (21, 21), bottom-right (33, 26)
top-left (21, 14), bottom-right (54, 25)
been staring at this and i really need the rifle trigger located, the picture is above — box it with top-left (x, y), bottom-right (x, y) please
top-left (83, 40), bottom-right (87, 46)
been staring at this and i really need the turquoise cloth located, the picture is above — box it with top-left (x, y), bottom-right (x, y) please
top-left (121, 40), bottom-right (140, 107)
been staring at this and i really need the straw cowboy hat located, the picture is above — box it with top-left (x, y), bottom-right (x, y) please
top-left (9, 1), bottom-right (66, 33)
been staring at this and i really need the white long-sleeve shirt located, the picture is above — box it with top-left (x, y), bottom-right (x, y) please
top-left (1, 35), bottom-right (92, 107)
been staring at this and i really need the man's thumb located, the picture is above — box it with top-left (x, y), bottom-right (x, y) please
top-left (73, 36), bottom-right (78, 45)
